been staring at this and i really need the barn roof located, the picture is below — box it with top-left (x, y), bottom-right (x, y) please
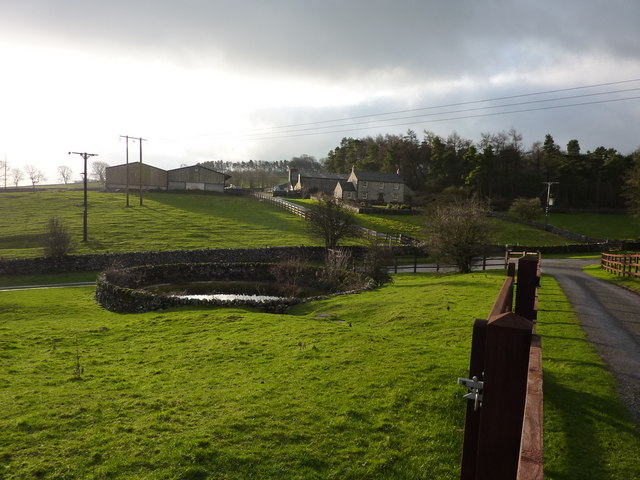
top-left (167, 164), bottom-right (232, 180)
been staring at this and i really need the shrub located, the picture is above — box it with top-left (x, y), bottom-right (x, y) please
top-left (425, 198), bottom-right (492, 274)
top-left (43, 217), bottom-right (72, 258)
top-left (509, 197), bottom-right (542, 221)
top-left (361, 243), bottom-right (393, 286)
top-left (269, 256), bottom-right (316, 297)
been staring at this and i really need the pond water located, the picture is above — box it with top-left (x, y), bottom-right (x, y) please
top-left (176, 293), bottom-right (283, 302)
top-left (143, 280), bottom-right (324, 300)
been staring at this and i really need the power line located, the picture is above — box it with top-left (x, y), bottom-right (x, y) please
top-left (157, 77), bottom-right (640, 143)
top-left (209, 94), bottom-right (640, 142)
top-left (225, 88), bottom-right (640, 140)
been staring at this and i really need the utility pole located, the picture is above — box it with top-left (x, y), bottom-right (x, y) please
top-left (2, 154), bottom-right (6, 190)
top-left (543, 181), bottom-right (558, 230)
top-left (120, 135), bottom-right (131, 207)
top-left (69, 151), bottom-right (98, 242)
top-left (120, 135), bottom-right (147, 206)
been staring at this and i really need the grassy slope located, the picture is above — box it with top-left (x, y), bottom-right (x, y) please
top-left (0, 191), bottom-right (314, 258)
top-left (547, 213), bottom-right (640, 239)
top-left (1, 272), bottom-right (639, 479)
top-left (289, 199), bottom-right (573, 246)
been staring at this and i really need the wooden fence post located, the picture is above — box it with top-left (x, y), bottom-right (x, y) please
top-left (475, 312), bottom-right (533, 480)
top-left (460, 319), bottom-right (488, 480)
top-left (515, 256), bottom-right (538, 321)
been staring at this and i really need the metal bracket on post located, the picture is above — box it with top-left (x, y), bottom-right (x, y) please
top-left (458, 376), bottom-right (484, 411)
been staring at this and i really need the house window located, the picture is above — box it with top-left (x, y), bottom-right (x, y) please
top-left (361, 181), bottom-right (368, 188)
top-left (346, 192), bottom-right (352, 199)
top-left (362, 191), bottom-right (368, 200)
top-left (378, 182), bottom-right (384, 190)
top-left (393, 183), bottom-right (399, 190)
top-left (393, 192), bottom-right (399, 201)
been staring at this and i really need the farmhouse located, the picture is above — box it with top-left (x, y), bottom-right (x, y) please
top-left (106, 162), bottom-right (229, 192)
top-left (346, 167), bottom-right (405, 203)
top-left (284, 166), bottom-right (406, 203)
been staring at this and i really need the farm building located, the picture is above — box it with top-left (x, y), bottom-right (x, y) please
top-left (284, 166), bottom-right (406, 204)
top-left (105, 162), bottom-right (168, 191)
top-left (105, 162), bottom-right (230, 192)
top-left (293, 171), bottom-right (349, 196)
top-left (346, 167), bottom-right (405, 203)
top-left (334, 180), bottom-right (357, 201)
top-left (167, 165), bottom-right (230, 192)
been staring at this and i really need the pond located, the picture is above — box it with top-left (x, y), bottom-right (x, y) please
top-left (96, 262), bottom-right (375, 314)
top-left (142, 280), bottom-right (326, 302)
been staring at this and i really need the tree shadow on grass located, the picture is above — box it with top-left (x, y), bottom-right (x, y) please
top-left (543, 368), bottom-right (639, 479)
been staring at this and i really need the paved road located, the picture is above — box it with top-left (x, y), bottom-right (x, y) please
top-left (541, 258), bottom-right (640, 424)
top-left (0, 281), bottom-right (95, 292)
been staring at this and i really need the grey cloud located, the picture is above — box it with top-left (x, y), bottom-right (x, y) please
top-left (3, 0), bottom-right (639, 81)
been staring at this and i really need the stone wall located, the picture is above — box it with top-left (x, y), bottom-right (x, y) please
top-left (0, 246), bottom-right (421, 276)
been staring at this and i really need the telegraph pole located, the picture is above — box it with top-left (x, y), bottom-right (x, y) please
top-left (137, 137), bottom-right (147, 205)
top-left (120, 135), bottom-right (131, 207)
top-left (120, 135), bottom-right (147, 206)
top-left (543, 181), bottom-right (558, 230)
top-left (69, 151), bottom-right (98, 242)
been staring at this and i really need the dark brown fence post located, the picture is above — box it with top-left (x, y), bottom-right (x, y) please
top-left (460, 319), bottom-right (488, 480)
top-left (515, 256), bottom-right (538, 321)
top-left (475, 312), bottom-right (533, 480)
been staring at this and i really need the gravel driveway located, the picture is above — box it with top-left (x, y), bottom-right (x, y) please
top-left (541, 258), bottom-right (640, 425)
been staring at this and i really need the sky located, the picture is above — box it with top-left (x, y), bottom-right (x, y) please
top-left (1, 0), bottom-right (640, 185)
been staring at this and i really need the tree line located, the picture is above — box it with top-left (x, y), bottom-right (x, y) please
top-left (201, 155), bottom-right (323, 189)
top-left (324, 129), bottom-right (639, 210)
top-left (0, 160), bottom-right (110, 189)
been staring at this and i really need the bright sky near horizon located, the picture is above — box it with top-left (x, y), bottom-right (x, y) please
top-left (1, 0), bottom-right (640, 185)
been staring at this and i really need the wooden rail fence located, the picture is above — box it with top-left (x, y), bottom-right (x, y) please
top-left (253, 192), bottom-right (419, 246)
top-left (459, 255), bottom-right (543, 480)
top-left (601, 252), bottom-right (640, 279)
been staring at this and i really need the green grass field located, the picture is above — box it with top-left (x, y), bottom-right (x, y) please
top-left (289, 199), bottom-right (574, 246)
top-left (2, 192), bottom-right (637, 260)
top-left (547, 213), bottom-right (640, 240)
top-left (0, 191), bottom-right (314, 258)
top-left (1, 272), bottom-right (638, 479)
top-left (582, 263), bottom-right (640, 294)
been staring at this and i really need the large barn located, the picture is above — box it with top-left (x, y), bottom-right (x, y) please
top-left (105, 162), bottom-right (168, 191)
top-left (168, 165), bottom-right (230, 192)
top-left (105, 162), bottom-right (229, 192)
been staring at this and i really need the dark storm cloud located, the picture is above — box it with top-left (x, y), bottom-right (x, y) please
top-left (3, 0), bottom-right (639, 80)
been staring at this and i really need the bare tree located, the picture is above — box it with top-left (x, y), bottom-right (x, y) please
top-left (57, 165), bottom-right (73, 184)
top-left (11, 168), bottom-right (23, 187)
top-left (24, 165), bottom-right (46, 189)
top-left (91, 161), bottom-right (109, 184)
top-left (0, 159), bottom-right (7, 189)
top-left (425, 198), bottom-right (493, 273)
top-left (306, 195), bottom-right (360, 249)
